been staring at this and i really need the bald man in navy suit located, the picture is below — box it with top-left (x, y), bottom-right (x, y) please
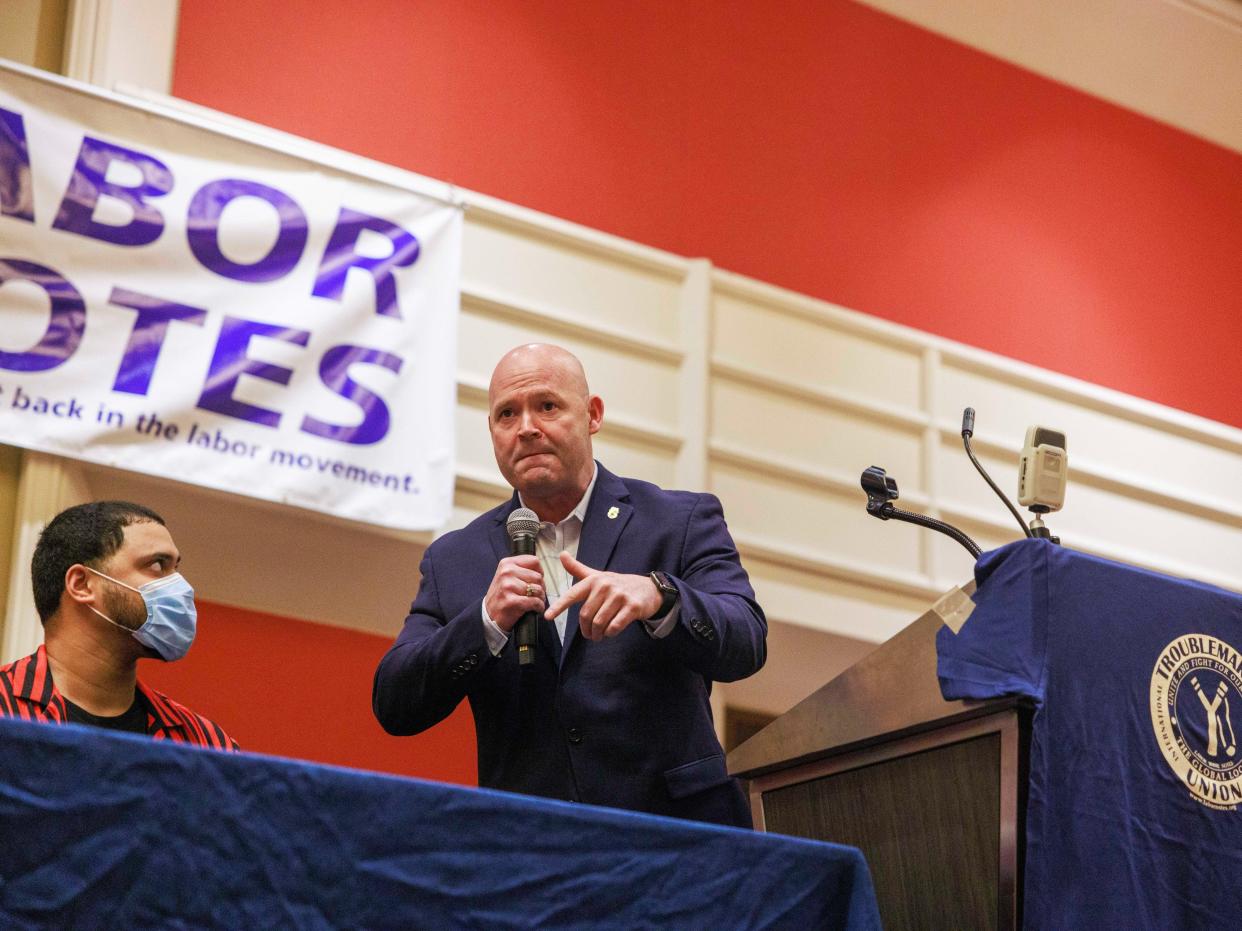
top-left (373, 344), bottom-right (766, 827)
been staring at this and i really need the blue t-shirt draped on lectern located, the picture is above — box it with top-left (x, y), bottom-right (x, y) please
top-left (937, 539), bottom-right (1242, 930)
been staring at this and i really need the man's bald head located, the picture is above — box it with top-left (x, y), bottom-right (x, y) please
top-left (488, 344), bottom-right (589, 408)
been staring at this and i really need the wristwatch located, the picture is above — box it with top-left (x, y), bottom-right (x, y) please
top-left (649, 570), bottom-right (679, 620)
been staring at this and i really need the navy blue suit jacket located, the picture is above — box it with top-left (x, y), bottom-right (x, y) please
top-left (372, 464), bottom-right (767, 827)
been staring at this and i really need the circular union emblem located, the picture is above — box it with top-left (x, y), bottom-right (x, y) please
top-left (1150, 634), bottom-right (1242, 811)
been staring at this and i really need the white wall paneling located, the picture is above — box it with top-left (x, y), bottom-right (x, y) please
top-left (2, 454), bottom-right (90, 663)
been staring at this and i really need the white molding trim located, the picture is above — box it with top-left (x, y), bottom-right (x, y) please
top-left (735, 532), bottom-right (947, 603)
top-left (714, 437), bottom-right (1242, 599)
top-left (454, 468), bottom-right (511, 501)
top-left (948, 427), bottom-right (1242, 529)
top-left (2, 454), bottom-right (91, 664)
top-left (919, 346), bottom-right (943, 579)
top-left (940, 349), bottom-right (1242, 453)
top-left (711, 269), bottom-right (930, 352)
top-left (63, 0), bottom-right (180, 94)
top-left (62, 0), bottom-right (113, 83)
top-left (463, 192), bottom-right (691, 278)
top-left (709, 441), bottom-right (929, 508)
top-left (676, 260), bottom-right (712, 490)
top-left (711, 360), bottom-right (930, 433)
top-left (712, 266), bottom-right (1242, 455)
top-left (461, 284), bottom-right (682, 365)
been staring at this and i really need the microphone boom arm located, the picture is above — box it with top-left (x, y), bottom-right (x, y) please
top-left (862, 466), bottom-right (982, 559)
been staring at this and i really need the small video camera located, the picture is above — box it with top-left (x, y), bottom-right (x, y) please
top-left (1017, 426), bottom-right (1067, 513)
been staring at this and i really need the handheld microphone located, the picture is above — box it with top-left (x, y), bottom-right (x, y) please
top-left (506, 507), bottom-right (541, 666)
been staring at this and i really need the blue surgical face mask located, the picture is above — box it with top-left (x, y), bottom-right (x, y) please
top-left (85, 568), bottom-right (197, 662)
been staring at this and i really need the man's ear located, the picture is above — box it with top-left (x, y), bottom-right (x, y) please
top-left (587, 395), bottom-right (604, 435)
top-left (63, 565), bottom-right (97, 606)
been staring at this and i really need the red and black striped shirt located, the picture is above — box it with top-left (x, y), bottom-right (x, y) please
top-left (0, 645), bottom-right (238, 751)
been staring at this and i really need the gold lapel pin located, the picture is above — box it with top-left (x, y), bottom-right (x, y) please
top-left (607, 506), bottom-right (619, 519)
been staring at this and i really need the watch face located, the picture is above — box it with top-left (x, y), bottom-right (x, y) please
top-left (650, 571), bottom-right (678, 620)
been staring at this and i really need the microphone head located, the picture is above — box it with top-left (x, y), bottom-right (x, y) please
top-left (861, 465), bottom-right (900, 511)
top-left (961, 408), bottom-right (975, 438)
top-left (506, 507), bottom-right (541, 540)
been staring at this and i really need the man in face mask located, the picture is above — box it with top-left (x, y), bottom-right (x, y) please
top-left (0, 500), bottom-right (237, 750)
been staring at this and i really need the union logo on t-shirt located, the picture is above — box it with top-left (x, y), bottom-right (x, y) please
top-left (1150, 634), bottom-right (1242, 811)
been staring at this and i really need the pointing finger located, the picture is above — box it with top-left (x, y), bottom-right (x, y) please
top-left (558, 551), bottom-right (596, 580)
top-left (544, 577), bottom-right (593, 620)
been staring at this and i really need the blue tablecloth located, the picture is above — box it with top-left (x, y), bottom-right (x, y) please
top-left (0, 716), bottom-right (879, 929)
top-left (938, 540), bottom-right (1242, 930)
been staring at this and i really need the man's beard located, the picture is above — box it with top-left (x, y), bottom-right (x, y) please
top-left (102, 584), bottom-right (147, 632)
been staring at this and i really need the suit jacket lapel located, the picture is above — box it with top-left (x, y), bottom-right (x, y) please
top-left (490, 492), bottom-right (521, 563)
top-left (562, 465), bottom-right (632, 667)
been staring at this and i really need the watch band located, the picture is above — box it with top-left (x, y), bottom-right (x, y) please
top-left (649, 570), bottom-right (679, 620)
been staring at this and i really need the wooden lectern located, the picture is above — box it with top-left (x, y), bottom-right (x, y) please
top-left (728, 593), bottom-right (1032, 930)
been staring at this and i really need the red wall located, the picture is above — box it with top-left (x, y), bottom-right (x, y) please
top-left (138, 601), bottom-right (477, 783)
top-left (172, 0), bottom-right (1242, 428)
top-left (165, 0), bottom-right (1242, 777)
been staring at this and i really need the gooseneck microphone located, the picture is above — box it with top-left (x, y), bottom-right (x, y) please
top-left (961, 408), bottom-right (1032, 539)
top-left (506, 507), bottom-right (542, 666)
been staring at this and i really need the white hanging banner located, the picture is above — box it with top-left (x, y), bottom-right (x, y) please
top-left (0, 63), bottom-right (460, 530)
